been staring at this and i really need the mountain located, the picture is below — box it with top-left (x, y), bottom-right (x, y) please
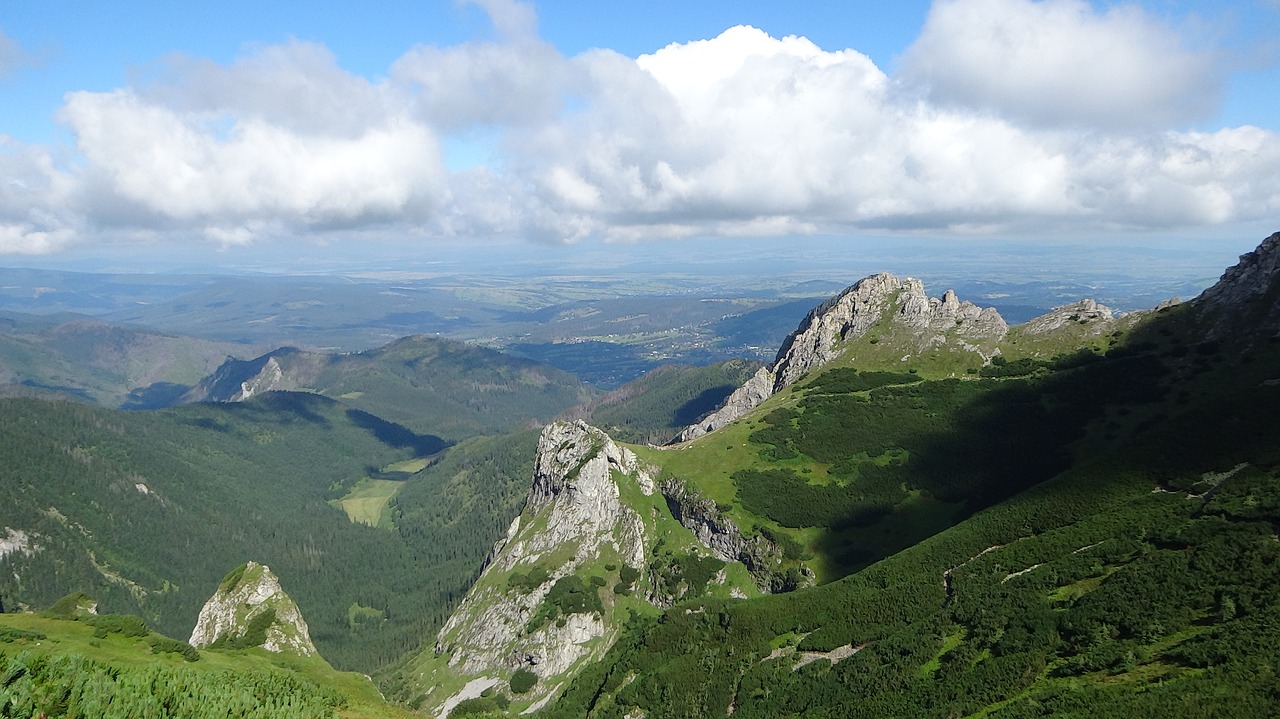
top-left (186, 334), bottom-right (597, 440)
top-left (404, 231), bottom-right (1280, 719)
top-left (523, 234), bottom-right (1280, 718)
top-left (189, 562), bottom-right (318, 657)
top-left (393, 420), bottom-right (761, 716)
top-left (4, 232), bottom-right (1280, 717)
top-left (0, 311), bottom-right (252, 408)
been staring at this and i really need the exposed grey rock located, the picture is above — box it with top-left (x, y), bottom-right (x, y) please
top-left (676, 273), bottom-right (1006, 442)
top-left (189, 561), bottom-right (317, 657)
top-left (661, 477), bottom-right (782, 588)
top-left (184, 348), bottom-right (304, 403)
top-left (233, 356), bottom-right (286, 400)
top-left (0, 528), bottom-right (36, 561)
top-left (1195, 231), bottom-right (1280, 339)
top-left (1019, 299), bottom-right (1116, 335)
top-left (425, 421), bottom-right (657, 714)
top-left (677, 366), bottom-right (775, 442)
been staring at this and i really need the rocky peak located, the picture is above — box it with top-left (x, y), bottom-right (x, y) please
top-left (1194, 231), bottom-right (1280, 339)
top-left (184, 348), bottom-right (304, 403)
top-left (419, 420), bottom-right (656, 715)
top-left (1019, 299), bottom-right (1116, 335)
top-left (678, 273), bottom-right (1005, 441)
top-left (188, 561), bottom-right (317, 657)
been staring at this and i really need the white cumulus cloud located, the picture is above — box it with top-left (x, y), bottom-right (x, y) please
top-left (3, 0), bottom-right (1276, 256)
top-left (898, 0), bottom-right (1225, 128)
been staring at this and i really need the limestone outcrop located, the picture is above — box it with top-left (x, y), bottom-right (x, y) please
top-left (661, 477), bottom-right (783, 586)
top-left (678, 274), bottom-right (1007, 441)
top-left (422, 421), bottom-right (656, 715)
top-left (1018, 299), bottom-right (1115, 335)
top-left (1194, 231), bottom-right (1280, 340)
top-left (188, 561), bottom-right (317, 657)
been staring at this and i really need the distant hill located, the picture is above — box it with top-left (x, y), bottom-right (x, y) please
top-left (185, 334), bottom-right (597, 440)
top-left (0, 311), bottom-right (252, 408)
top-left (565, 358), bottom-right (764, 445)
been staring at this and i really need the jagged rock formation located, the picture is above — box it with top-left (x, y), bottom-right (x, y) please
top-left (184, 348), bottom-right (308, 403)
top-left (676, 365), bottom-right (775, 443)
top-left (1019, 299), bottom-right (1115, 335)
top-left (189, 561), bottom-right (317, 657)
top-left (421, 421), bottom-right (656, 715)
top-left (1194, 231), bottom-right (1280, 340)
top-left (661, 477), bottom-right (781, 584)
top-left (678, 274), bottom-right (1006, 441)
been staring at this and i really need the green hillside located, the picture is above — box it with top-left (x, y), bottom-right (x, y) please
top-left (190, 335), bottom-right (597, 440)
top-left (536, 288), bottom-right (1280, 717)
top-left (0, 312), bottom-right (249, 408)
top-left (573, 358), bottom-right (764, 445)
top-left (0, 609), bottom-right (412, 718)
top-left (4, 235), bottom-right (1279, 717)
top-left (0, 393), bottom-right (530, 673)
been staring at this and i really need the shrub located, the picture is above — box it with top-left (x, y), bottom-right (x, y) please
top-left (511, 668), bottom-right (538, 694)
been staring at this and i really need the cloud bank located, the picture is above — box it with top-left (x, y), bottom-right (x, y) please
top-left (1, 0), bottom-right (1277, 254)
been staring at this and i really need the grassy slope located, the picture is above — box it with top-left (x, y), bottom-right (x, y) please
top-left (333, 478), bottom-right (405, 529)
top-left (0, 612), bottom-right (413, 719)
top-left (538, 300), bottom-right (1280, 718)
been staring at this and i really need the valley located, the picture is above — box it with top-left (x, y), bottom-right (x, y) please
top-left (2, 232), bottom-right (1279, 718)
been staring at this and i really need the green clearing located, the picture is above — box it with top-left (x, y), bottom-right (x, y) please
top-left (332, 478), bottom-right (405, 529)
top-left (382, 456), bottom-right (431, 474)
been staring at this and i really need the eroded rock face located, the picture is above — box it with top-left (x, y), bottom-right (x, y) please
top-left (1019, 299), bottom-right (1116, 335)
top-left (677, 274), bottom-right (1007, 442)
top-left (677, 365), bottom-right (775, 442)
top-left (426, 421), bottom-right (656, 714)
top-left (233, 356), bottom-right (286, 400)
top-left (661, 477), bottom-right (781, 586)
top-left (188, 561), bottom-right (317, 657)
top-left (1195, 231), bottom-right (1280, 339)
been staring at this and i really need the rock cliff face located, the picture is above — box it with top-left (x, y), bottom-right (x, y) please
top-left (188, 561), bottom-right (317, 657)
top-left (1194, 231), bottom-right (1280, 340)
top-left (1018, 299), bottom-right (1115, 335)
top-left (185, 349), bottom-right (305, 403)
top-left (661, 477), bottom-right (782, 585)
top-left (420, 421), bottom-right (656, 715)
top-left (678, 274), bottom-right (1006, 441)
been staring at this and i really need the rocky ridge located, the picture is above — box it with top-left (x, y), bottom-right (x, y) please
top-left (414, 419), bottom-right (762, 716)
top-left (661, 477), bottom-right (787, 589)
top-left (184, 348), bottom-right (307, 403)
top-left (418, 421), bottom-right (656, 715)
top-left (678, 273), bottom-right (1006, 441)
top-left (1194, 230), bottom-right (1280, 340)
top-left (188, 561), bottom-right (317, 657)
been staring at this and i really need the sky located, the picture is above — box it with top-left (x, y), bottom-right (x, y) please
top-left (1, 0), bottom-right (1279, 270)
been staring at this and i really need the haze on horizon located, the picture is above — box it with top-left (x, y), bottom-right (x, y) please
top-left (0, 0), bottom-right (1278, 274)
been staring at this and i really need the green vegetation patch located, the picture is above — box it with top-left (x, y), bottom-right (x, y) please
top-left (333, 478), bottom-right (405, 529)
top-left (510, 667), bottom-right (538, 694)
top-left (734, 468), bottom-right (904, 529)
top-left (209, 608), bottom-right (277, 651)
top-left (218, 564), bottom-right (249, 594)
top-left (527, 575), bottom-right (605, 633)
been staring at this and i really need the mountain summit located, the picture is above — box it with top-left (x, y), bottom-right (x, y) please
top-left (678, 273), bottom-right (1006, 441)
top-left (188, 561), bottom-right (318, 657)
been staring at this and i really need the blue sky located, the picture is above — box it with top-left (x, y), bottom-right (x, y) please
top-left (1, 0), bottom-right (1278, 267)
